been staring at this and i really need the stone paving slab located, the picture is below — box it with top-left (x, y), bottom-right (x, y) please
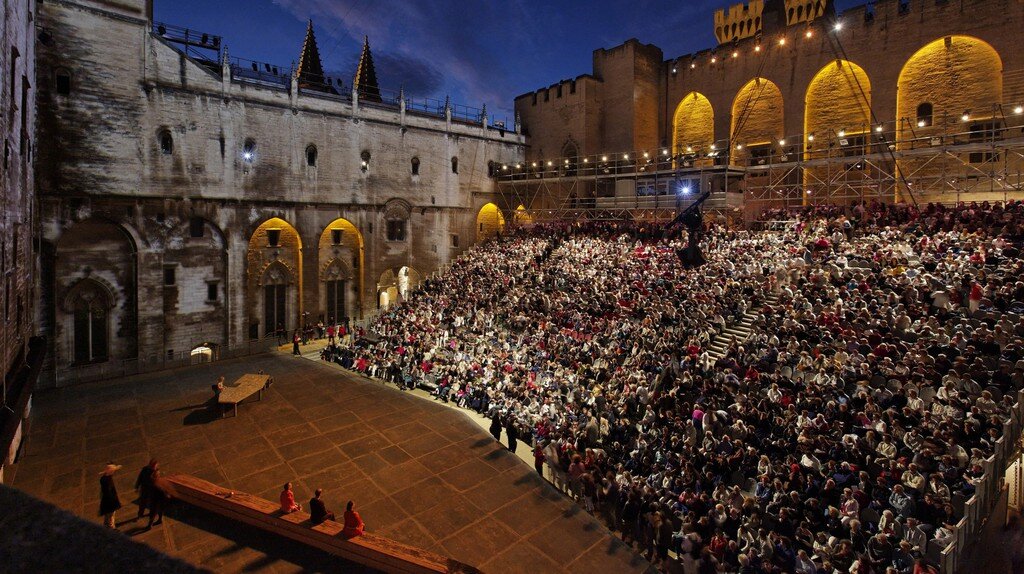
top-left (10, 352), bottom-right (653, 573)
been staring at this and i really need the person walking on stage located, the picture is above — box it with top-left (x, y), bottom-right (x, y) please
top-left (99, 463), bottom-right (123, 528)
top-left (134, 458), bottom-right (158, 519)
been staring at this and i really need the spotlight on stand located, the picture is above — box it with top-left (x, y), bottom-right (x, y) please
top-left (667, 188), bottom-right (711, 269)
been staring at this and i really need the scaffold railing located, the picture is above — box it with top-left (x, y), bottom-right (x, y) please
top-left (496, 102), bottom-right (1024, 222)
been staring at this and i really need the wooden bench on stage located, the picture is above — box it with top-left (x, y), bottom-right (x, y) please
top-left (164, 474), bottom-right (479, 574)
top-left (218, 373), bottom-right (270, 417)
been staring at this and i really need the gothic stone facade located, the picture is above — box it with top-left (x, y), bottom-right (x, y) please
top-left (34, 0), bottom-right (524, 386)
top-left (515, 0), bottom-right (1024, 205)
top-left (2, 0), bottom-right (38, 472)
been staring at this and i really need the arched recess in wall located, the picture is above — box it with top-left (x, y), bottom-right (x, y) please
top-left (672, 92), bottom-right (715, 157)
top-left (476, 203), bottom-right (506, 242)
top-left (730, 77), bottom-right (784, 165)
top-left (54, 218), bottom-right (139, 371)
top-left (247, 217), bottom-right (302, 340)
top-left (317, 217), bottom-right (364, 323)
top-left (896, 36), bottom-right (1002, 199)
top-left (377, 269), bottom-right (399, 310)
top-left (514, 204), bottom-right (533, 226)
top-left (803, 60), bottom-right (872, 198)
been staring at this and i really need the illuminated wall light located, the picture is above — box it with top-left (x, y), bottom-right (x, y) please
top-left (918, 120), bottom-right (926, 128)
top-left (807, 134), bottom-right (815, 142)
top-left (735, 144), bottom-right (743, 150)
top-left (711, 56), bottom-right (717, 63)
top-left (502, 165), bottom-right (508, 170)
top-left (583, 158), bottom-right (589, 163)
top-left (875, 125), bottom-right (883, 133)
top-left (601, 155), bottom-right (608, 161)
top-left (709, 144), bottom-right (716, 150)
top-left (962, 110), bottom-right (970, 122)
top-left (546, 161), bottom-right (553, 166)
top-left (643, 152), bottom-right (649, 158)
top-left (685, 146), bottom-right (693, 152)
top-left (690, 62), bottom-right (696, 69)
top-left (531, 162), bottom-right (537, 167)
top-left (564, 159), bottom-right (569, 164)
top-left (837, 129), bottom-right (846, 138)
top-left (623, 154), bottom-right (629, 160)
top-left (778, 139), bottom-right (785, 146)
top-left (754, 45), bottom-right (761, 52)
top-left (779, 37), bottom-right (786, 46)
top-left (732, 51), bottom-right (738, 58)
top-left (806, 189), bottom-right (813, 195)
top-left (680, 185), bottom-right (691, 195)
top-left (662, 149), bottom-right (669, 156)
top-left (805, 30), bottom-right (813, 38)
top-left (834, 22), bottom-right (843, 31)
top-left (515, 163), bottom-right (521, 169)
top-left (672, 67), bottom-right (677, 73)
top-left (1015, 105), bottom-right (1023, 115)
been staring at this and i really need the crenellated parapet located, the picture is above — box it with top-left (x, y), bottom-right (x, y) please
top-left (714, 1), bottom-right (765, 44)
top-left (783, 0), bottom-right (828, 26)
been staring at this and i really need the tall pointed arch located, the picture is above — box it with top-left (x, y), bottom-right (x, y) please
top-left (804, 60), bottom-right (872, 200)
top-left (672, 92), bottom-right (715, 156)
top-left (247, 217), bottom-right (303, 339)
top-left (318, 217), bottom-right (365, 322)
top-left (731, 77), bottom-right (784, 165)
top-left (896, 36), bottom-right (1002, 201)
top-left (476, 203), bottom-right (505, 242)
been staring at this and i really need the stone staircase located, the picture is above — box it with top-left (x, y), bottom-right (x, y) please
top-left (707, 293), bottom-right (779, 360)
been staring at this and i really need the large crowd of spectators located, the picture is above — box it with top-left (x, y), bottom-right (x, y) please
top-left (342, 201), bottom-right (1024, 573)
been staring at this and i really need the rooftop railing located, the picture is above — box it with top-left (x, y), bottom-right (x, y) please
top-left (152, 21), bottom-right (513, 132)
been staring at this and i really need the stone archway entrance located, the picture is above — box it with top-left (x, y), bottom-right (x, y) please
top-left (247, 217), bottom-right (302, 339)
top-left (476, 203), bottom-right (506, 242)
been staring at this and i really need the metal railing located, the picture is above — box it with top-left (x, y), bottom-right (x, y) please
top-left (940, 388), bottom-right (1024, 573)
top-left (152, 21), bottom-right (512, 131)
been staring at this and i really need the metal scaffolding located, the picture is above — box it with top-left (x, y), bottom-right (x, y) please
top-left (496, 104), bottom-right (1024, 223)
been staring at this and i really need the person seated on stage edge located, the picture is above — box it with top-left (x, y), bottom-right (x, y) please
top-left (309, 488), bottom-right (336, 524)
top-left (279, 482), bottom-right (301, 514)
top-left (342, 500), bottom-right (364, 538)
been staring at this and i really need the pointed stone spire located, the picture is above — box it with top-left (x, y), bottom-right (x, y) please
top-left (296, 19), bottom-right (337, 93)
top-left (354, 35), bottom-right (382, 103)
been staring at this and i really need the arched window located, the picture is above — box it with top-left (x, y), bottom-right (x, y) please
top-left (411, 156), bottom-right (420, 175)
top-left (451, 156), bottom-right (459, 174)
top-left (360, 150), bottom-right (371, 172)
top-left (72, 285), bottom-right (109, 364)
top-left (159, 130), bottom-right (173, 155)
top-left (306, 144), bottom-right (317, 167)
top-left (243, 138), bottom-right (256, 162)
top-left (54, 67), bottom-right (72, 95)
top-left (916, 102), bottom-right (933, 128)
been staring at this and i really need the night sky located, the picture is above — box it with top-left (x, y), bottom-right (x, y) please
top-left (155, 0), bottom-right (861, 122)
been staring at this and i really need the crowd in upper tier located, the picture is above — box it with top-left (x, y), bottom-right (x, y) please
top-left (340, 201), bottom-right (1024, 573)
